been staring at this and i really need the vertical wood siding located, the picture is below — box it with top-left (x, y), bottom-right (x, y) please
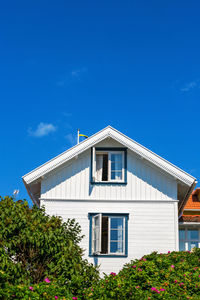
top-left (42, 200), bottom-right (178, 275)
top-left (41, 147), bottom-right (177, 201)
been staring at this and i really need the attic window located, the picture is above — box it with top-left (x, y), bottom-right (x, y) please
top-left (92, 148), bottom-right (127, 183)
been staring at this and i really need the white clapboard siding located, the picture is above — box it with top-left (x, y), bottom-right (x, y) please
top-left (41, 199), bottom-right (178, 275)
top-left (41, 147), bottom-right (177, 201)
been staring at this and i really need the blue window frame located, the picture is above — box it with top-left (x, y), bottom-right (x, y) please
top-left (90, 147), bottom-right (127, 185)
top-left (88, 213), bottom-right (129, 257)
top-left (179, 228), bottom-right (200, 251)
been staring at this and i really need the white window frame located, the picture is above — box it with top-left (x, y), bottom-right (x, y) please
top-left (92, 214), bottom-right (126, 256)
top-left (179, 228), bottom-right (200, 251)
top-left (93, 149), bottom-right (125, 183)
top-left (92, 213), bottom-right (102, 254)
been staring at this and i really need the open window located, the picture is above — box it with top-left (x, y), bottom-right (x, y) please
top-left (91, 148), bottom-right (127, 183)
top-left (90, 213), bottom-right (128, 256)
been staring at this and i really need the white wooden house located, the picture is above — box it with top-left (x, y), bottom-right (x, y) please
top-left (23, 126), bottom-right (196, 274)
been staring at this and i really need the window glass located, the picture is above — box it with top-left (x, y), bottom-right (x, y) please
top-left (179, 229), bottom-right (185, 240)
top-left (110, 241), bottom-right (123, 253)
top-left (111, 229), bottom-right (123, 241)
top-left (110, 153), bottom-right (123, 181)
top-left (188, 230), bottom-right (198, 240)
top-left (188, 242), bottom-right (198, 251)
top-left (111, 217), bottom-right (123, 229)
top-left (179, 241), bottom-right (185, 251)
top-left (110, 217), bottom-right (124, 254)
top-left (111, 154), bottom-right (122, 162)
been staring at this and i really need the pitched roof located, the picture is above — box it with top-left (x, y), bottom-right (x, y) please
top-left (23, 126), bottom-right (196, 187)
top-left (183, 188), bottom-right (200, 210)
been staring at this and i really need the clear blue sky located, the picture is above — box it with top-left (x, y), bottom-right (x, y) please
top-left (1, 1), bottom-right (200, 205)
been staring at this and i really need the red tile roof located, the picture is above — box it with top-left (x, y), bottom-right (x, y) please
top-left (184, 188), bottom-right (200, 210)
top-left (180, 189), bottom-right (200, 223)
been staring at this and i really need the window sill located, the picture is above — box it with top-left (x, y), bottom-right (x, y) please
top-left (90, 181), bottom-right (127, 185)
top-left (89, 254), bottom-right (128, 258)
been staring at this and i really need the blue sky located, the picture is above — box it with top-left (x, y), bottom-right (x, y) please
top-left (1, 0), bottom-right (200, 205)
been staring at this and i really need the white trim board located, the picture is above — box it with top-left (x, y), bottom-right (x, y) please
top-left (23, 126), bottom-right (196, 187)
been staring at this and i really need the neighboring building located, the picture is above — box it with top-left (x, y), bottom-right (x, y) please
top-left (23, 126), bottom-right (196, 274)
top-left (179, 188), bottom-right (200, 251)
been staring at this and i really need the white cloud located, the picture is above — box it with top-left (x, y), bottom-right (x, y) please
top-left (180, 79), bottom-right (200, 92)
top-left (28, 122), bottom-right (57, 137)
top-left (57, 67), bottom-right (87, 87)
top-left (65, 133), bottom-right (77, 146)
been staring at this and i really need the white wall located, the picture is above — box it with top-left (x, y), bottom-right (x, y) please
top-left (41, 199), bottom-right (178, 275)
top-left (41, 140), bottom-right (177, 201)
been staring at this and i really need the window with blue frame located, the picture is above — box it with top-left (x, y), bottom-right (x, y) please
top-left (179, 228), bottom-right (200, 251)
top-left (89, 213), bottom-right (128, 256)
top-left (91, 148), bottom-right (127, 184)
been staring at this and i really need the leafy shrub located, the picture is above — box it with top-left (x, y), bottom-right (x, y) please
top-left (84, 249), bottom-right (200, 299)
top-left (0, 276), bottom-right (76, 300)
top-left (0, 196), bottom-right (99, 296)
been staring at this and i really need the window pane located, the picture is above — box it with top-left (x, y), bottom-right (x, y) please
top-left (179, 241), bottom-right (186, 251)
top-left (110, 229), bottom-right (123, 241)
top-left (111, 162), bottom-right (122, 171)
top-left (179, 230), bottom-right (185, 240)
top-left (188, 242), bottom-right (198, 250)
top-left (94, 217), bottom-right (99, 226)
top-left (110, 241), bottom-right (123, 253)
top-left (111, 171), bottom-right (122, 180)
top-left (188, 230), bottom-right (198, 240)
top-left (111, 154), bottom-right (122, 163)
top-left (111, 217), bottom-right (123, 229)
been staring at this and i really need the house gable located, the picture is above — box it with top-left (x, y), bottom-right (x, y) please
top-left (23, 126), bottom-right (196, 209)
top-left (40, 137), bottom-right (177, 202)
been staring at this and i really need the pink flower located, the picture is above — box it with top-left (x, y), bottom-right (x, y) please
top-left (168, 251), bottom-right (170, 254)
top-left (55, 297), bottom-right (58, 300)
top-left (171, 265), bottom-right (175, 268)
top-left (160, 288), bottom-right (165, 291)
top-left (151, 287), bottom-right (160, 293)
top-left (136, 286), bottom-right (140, 289)
top-left (179, 282), bottom-right (184, 286)
top-left (44, 277), bottom-right (51, 283)
top-left (132, 265), bottom-right (136, 268)
top-left (183, 274), bottom-right (186, 276)
top-left (29, 286), bottom-right (33, 291)
top-left (72, 298), bottom-right (78, 300)
top-left (110, 272), bottom-right (116, 276)
top-left (174, 280), bottom-right (178, 283)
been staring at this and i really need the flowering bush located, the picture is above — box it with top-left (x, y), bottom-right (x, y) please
top-left (0, 278), bottom-right (76, 299)
top-left (3, 197), bottom-right (200, 299)
top-left (84, 249), bottom-right (200, 299)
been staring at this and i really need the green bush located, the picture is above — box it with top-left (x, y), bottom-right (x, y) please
top-left (84, 249), bottom-right (200, 299)
top-left (3, 196), bottom-right (200, 299)
top-left (0, 277), bottom-right (76, 300)
top-left (0, 196), bottom-right (99, 296)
